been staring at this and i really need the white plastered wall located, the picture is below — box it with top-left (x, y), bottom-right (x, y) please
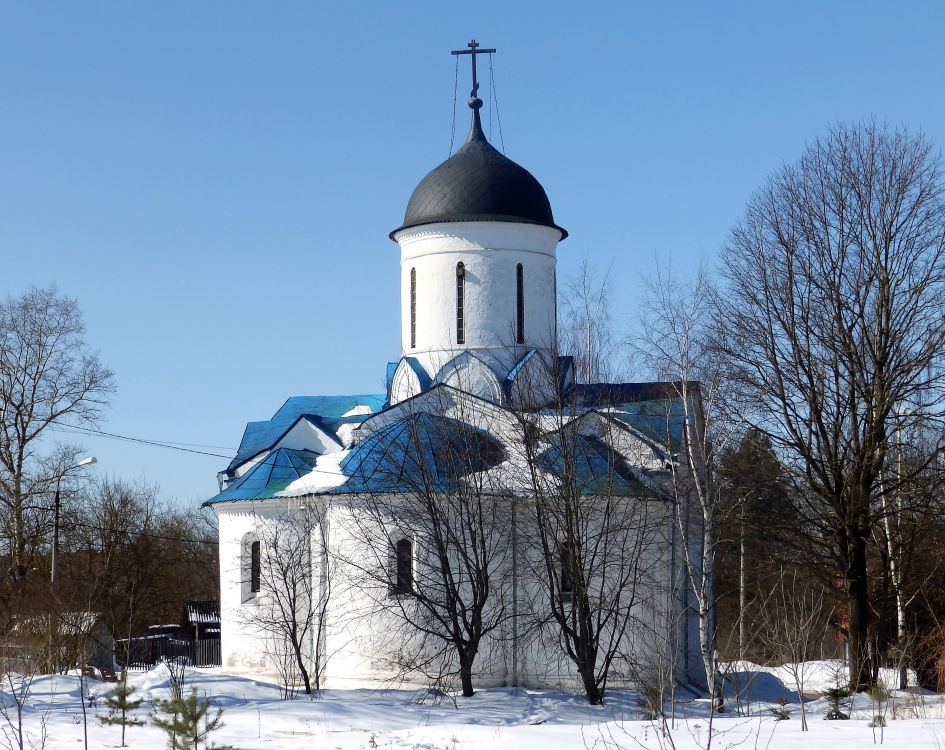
top-left (394, 222), bottom-right (561, 382)
top-left (215, 492), bottom-right (683, 691)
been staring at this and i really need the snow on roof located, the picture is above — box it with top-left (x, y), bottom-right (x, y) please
top-left (212, 384), bottom-right (685, 504)
top-left (207, 448), bottom-right (320, 504)
top-left (226, 394), bottom-right (385, 472)
top-left (279, 449), bottom-right (349, 496)
top-left (184, 600), bottom-right (220, 625)
top-left (15, 611), bottom-right (103, 636)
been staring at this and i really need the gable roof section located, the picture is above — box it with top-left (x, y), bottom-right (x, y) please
top-left (568, 382), bottom-right (692, 452)
top-left (208, 448), bottom-right (320, 504)
top-left (227, 394), bottom-right (385, 472)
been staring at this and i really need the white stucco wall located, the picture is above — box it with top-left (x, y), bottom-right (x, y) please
top-left (394, 222), bottom-right (561, 378)
top-left (215, 492), bottom-right (685, 692)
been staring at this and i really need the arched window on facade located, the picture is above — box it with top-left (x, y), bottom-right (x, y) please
top-left (516, 263), bottom-right (525, 344)
top-left (251, 541), bottom-right (261, 593)
top-left (559, 540), bottom-right (573, 603)
top-left (410, 267), bottom-right (417, 349)
top-left (392, 538), bottom-right (413, 595)
top-left (456, 262), bottom-right (466, 345)
top-left (242, 533), bottom-right (261, 603)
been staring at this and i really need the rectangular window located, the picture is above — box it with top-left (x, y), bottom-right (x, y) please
top-left (456, 263), bottom-right (465, 345)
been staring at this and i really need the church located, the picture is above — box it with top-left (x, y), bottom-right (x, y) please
top-left (206, 43), bottom-right (707, 698)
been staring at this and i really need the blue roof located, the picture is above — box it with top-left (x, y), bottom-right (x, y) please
top-left (335, 411), bottom-right (505, 494)
top-left (567, 383), bottom-right (691, 451)
top-left (207, 448), bottom-right (320, 504)
top-left (537, 434), bottom-right (647, 496)
top-left (226, 394), bottom-right (385, 472)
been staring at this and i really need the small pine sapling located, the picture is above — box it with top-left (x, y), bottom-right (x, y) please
top-left (152, 687), bottom-right (230, 750)
top-left (99, 669), bottom-right (144, 747)
top-left (824, 681), bottom-right (852, 720)
top-left (769, 696), bottom-right (792, 721)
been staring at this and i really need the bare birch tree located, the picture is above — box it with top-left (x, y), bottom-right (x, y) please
top-left (559, 260), bottom-right (618, 383)
top-left (0, 287), bottom-right (114, 588)
top-left (635, 262), bottom-right (734, 694)
top-left (714, 122), bottom-right (945, 689)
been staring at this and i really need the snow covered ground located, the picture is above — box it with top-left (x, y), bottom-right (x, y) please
top-left (5, 661), bottom-right (945, 749)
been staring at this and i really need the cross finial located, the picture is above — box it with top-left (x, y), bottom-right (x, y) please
top-left (451, 38), bottom-right (496, 105)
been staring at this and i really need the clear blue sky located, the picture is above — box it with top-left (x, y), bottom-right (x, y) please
top-left (3, 1), bottom-right (944, 504)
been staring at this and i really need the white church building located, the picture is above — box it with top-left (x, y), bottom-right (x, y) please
top-left (206, 44), bottom-right (707, 696)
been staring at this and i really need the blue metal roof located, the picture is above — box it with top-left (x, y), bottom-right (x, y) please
top-left (226, 394), bottom-right (385, 472)
top-left (567, 384), bottom-right (690, 452)
top-left (207, 448), bottom-right (320, 504)
top-left (335, 411), bottom-right (505, 494)
top-left (537, 434), bottom-right (647, 496)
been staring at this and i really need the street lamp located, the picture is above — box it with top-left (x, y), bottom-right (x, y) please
top-left (51, 456), bottom-right (97, 584)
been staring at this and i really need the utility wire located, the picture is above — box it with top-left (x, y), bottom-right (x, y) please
top-left (489, 54), bottom-right (505, 153)
top-left (50, 424), bottom-right (233, 458)
top-left (449, 53), bottom-right (459, 157)
top-left (61, 518), bottom-right (219, 546)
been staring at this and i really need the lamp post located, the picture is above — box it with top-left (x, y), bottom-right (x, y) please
top-left (51, 456), bottom-right (97, 584)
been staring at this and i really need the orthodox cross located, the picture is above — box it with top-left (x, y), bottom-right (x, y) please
top-left (451, 39), bottom-right (496, 100)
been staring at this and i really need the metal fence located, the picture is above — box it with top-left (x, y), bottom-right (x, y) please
top-left (117, 637), bottom-right (221, 670)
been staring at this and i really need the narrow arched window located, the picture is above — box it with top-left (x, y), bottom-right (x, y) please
top-left (516, 263), bottom-right (525, 344)
top-left (456, 262), bottom-right (466, 345)
top-left (410, 267), bottom-right (417, 349)
top-left (559, 541), bottom-right (573, 603)
top-left (393, 538), bottom-right (413, 594)
top-left (250, 540), bottom-right (261, 593)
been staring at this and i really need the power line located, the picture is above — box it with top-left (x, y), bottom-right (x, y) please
top-left (62, 518), bottom-right (219, 546)
top-left (50, 424), bottom-right (233, 458)
top-left (48, 422), bottom-right (356, 481)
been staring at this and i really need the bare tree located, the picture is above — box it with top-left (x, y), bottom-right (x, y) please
top-left (0, 653), bottom-right (45, 750)
top-left (0, 287), bottom-right (114, 588)
top-left (559, 259), bottom-right (619, 383)
top-left (634, 263), bottom-right (734, 694)
top-left (335, 391), bottom-right (512, 697)
top-left (757, 568), bottom-right (831, 731)
top-left (714, 122), bottom-right (945, 689)
top-left (516, 404), bottom-right (672, 706)
top-left (243, 503), bottom-right (329, 696)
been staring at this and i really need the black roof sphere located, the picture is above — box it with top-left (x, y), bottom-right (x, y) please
top-left (390, 107), bottom-right (567, 240)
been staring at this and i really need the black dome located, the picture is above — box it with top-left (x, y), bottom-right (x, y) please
top-left (391, 110), bottom-right (567, 240)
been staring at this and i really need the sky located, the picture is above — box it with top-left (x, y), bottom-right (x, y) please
top-left (3, 1), bottom-right (945, 505)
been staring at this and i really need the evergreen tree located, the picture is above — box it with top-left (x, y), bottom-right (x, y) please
top-left (98, 669), bottom-right (144, 747)
top-left (151, 687), bottom-right (228, 750)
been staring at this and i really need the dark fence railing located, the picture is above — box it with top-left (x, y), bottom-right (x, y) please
top-left (116, 637), bottom-right (221, 670)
